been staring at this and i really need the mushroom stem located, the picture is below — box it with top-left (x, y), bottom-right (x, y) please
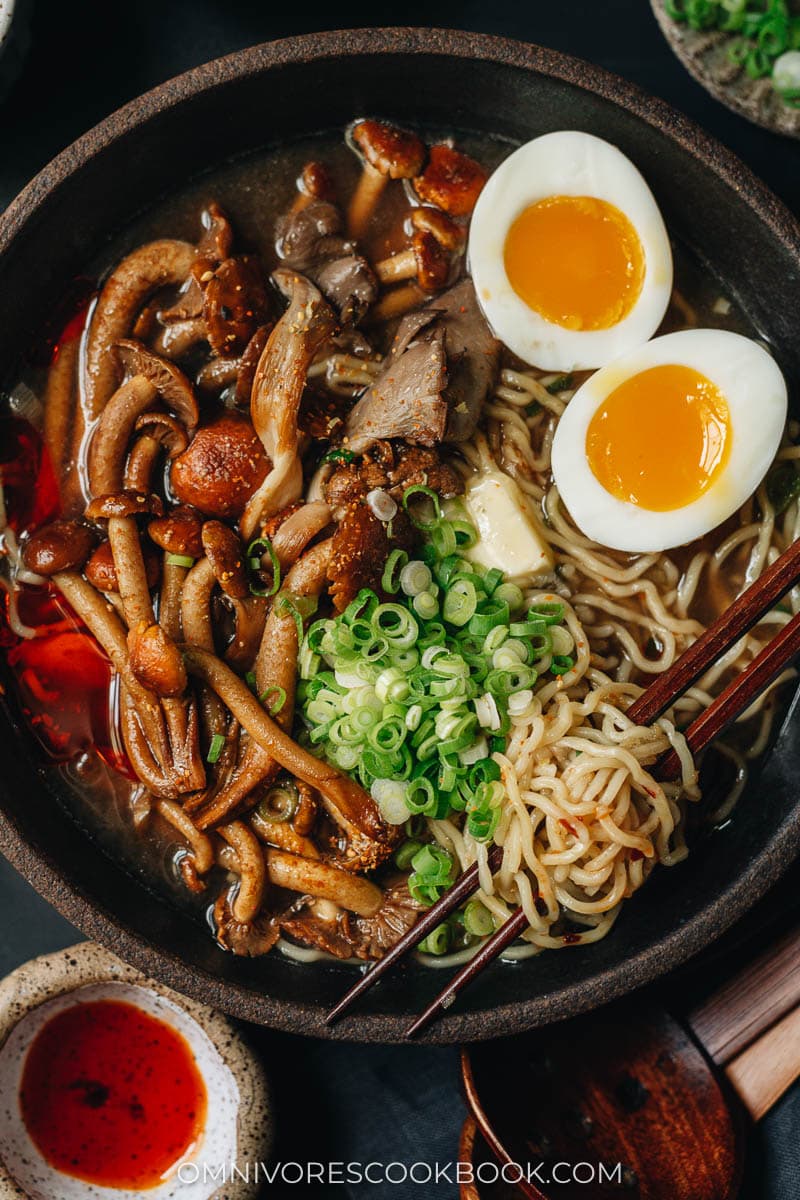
top-left (374, 247), bottom-right (417, 285)
top-left (88, 375), bottom-right (158, 496)
top-left (153, 317), bottom-right (207, 360)
top-left (266, 849), bottom-right (383, 917)
top-left (84, 239), bottom-right (197, 419)
top-left (181, 557), bottom-right (216, 651)
top-left (251, 812), bottom-right (319, 859)
top-left (156, 798), bottom-right (214, 874)
top-left (367, 282), bottom-right (426, 324)
top-left (108, 515), bottom-right (155, 630)
top-left (220, 821), bottom-right (266, 924)
top-left (43, 337), bottom-right (82, 515)
top-left (347, 163), bottom-right (389, 240)
top-left (183, 645), bottom-right (388, 843)
top-left (159, 556), bottom-right (187, 642)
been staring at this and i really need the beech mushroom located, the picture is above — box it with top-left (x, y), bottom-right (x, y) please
top-left (148, 505), bottom-right (205, 560)
top-left (129, 621), bottom-right (188, 698)
top-left (84, 239), bottom-right (197, 419)
top-left (203, 256), bottom-right (270, 358)
top-left (170, 413), bottom-right (270, 521)
top-left (413, 143), bottom-right (488, 216)
top-left (348, 120), bottom-right (426, 239)
top-left (291, 160), bottom-right (337, 214)
top-left (201, 521), bottom-right (249, 600)
top-left (116, 339), bottom-right (199, 431)
top-left (374, 207), bottom-right (464, 289)
top-left (22, 520), bottom-right (96, 577)
top-left (85, 538), bottom-right (161, 594)
top-left (124, 412), bottom-right (189, 492)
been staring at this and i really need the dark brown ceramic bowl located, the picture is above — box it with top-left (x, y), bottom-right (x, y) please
top-left (2, 29), bottom-right (800, 1043)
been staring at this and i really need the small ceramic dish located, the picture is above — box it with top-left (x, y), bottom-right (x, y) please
top-left (0, 943), bottom-right (272, 1200)
top-left (651, 0), bottom-right (800, 139)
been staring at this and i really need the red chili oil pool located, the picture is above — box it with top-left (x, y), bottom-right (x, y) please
top-left (18, 998), bottom-right (208, 1189)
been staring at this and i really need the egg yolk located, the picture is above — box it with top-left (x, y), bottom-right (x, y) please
top-left (586, 363), bottom-right (731, 511)
top-left (503, 195), bottom-right (645, 331)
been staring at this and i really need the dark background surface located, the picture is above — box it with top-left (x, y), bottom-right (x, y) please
top-left (2, 2), bottom-right (800, 1196)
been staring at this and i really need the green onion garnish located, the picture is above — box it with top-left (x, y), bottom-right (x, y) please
top-left (260, 684), bottom-right (287, 714)
top-left (418, 922), bottom-right (451, 955)
top-left (402, 484), bottom-right (442, 530)
top-left (206, 733), bottom-right (225, 764)
top-left (322, 448), bottom-right (355, 464)
top-left (247, 536), bottom-right (281, 597)
top-left (165, 553), bottom-right (195, 568)
top-left (464, 899), bottom-right (495, 937)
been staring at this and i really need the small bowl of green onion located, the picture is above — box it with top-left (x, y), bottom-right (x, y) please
top-left (651, 0), bottom-right (800, 138)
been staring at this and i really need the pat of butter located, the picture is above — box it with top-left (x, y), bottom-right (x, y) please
top-left (460, 466), bottom-right (554, 579)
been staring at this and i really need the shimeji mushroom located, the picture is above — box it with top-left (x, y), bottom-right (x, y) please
top-left (374, 207), bottom-right (465, 291)
top-left (413, 143), bottom-right (488, 217)
top-left (347, 119), bottom-right (426, 240)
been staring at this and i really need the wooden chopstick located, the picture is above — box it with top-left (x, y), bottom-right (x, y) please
top-left (325, 844), bottom-right (504, 1025)
top-left (405, 609), bottom-right (800, 1037)
top-left (326, 538), bottom-right (800, 1030)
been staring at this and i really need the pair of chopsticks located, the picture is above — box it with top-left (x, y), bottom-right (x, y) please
top-left (327, 537), bottom-right (800, 1036)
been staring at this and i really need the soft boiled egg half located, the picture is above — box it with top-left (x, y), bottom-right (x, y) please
top-left (469, 130), bottom-right (673, 371)
top-left (551, 329), bottom-right (787, 553)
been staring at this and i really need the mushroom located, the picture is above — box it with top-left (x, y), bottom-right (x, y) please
top-left (124, 412), bottom-right (189, 492)
top-left (275, 201), bottom-right (377, 326)
top-left (116, 340), bottom-right (199, 431)
top-left (85, 538), bottom-right (161, 594)
top-left (148, 505), bottom-right (205, 559)
top-left (267, 849), bottom-right (382, 917)
top-left (189, 539), bottom-right (332, 831)
top-left (219, 820), bottom-right (266, 924)
top-left (153, 317), bottom-right (208, 360)
top-left (240, 270), bottom-right (337, 541)
top-left (84, 239), bottom-right (197, 419)
top-left (22, 520), bottom-right (96, 577)
top-left (374, 208), bottom-right (464, 291)
top-left (203, 256), bottom-right (270, 358)
top-left (85, 490), bottom-right (164, 522)
top-left (85, 490), bottom-right (163, 630)
top-left (170, 413), bottom-right (270, 521)
top-left (290, 160), bottom-right (336, 214)
top-left (201, 520), bottom-right (249, 599)
top-left (128, 621), bottom-right (188, 697)
top-left (269, 500), bottom-right (332, 567)
top-left (413, 143), bottom-right (488, 217)
top-left (348, 120), bottom-right (426, 239)
top-left (366, 282), bottom-right (426, 325)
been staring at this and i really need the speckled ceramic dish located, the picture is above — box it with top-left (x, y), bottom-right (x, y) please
top-left (0, 943), bottom-right (271, 1200)
top-left (651, 0), bottom-right (800, 138)
top-left (1, 29), bottom-right (800, 1043)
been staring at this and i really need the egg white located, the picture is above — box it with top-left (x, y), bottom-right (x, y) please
top-left (551, 329), bottom-right (788, 553)
top-left (469, 130), bottom-right (673, 372)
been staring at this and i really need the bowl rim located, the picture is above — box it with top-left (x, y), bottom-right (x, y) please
top-left (2, 27), bottom-right (800, 1043)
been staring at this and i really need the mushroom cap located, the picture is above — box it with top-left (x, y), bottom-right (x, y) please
top-left (299, 161), bottom-right (336, 204)
top-left (352, 120), bottom-right (426, 180)
top-left (201, 520), bottom-right (249, 599)
top-left (128, 622), bottom-right (188, 698)
top-left (85, 490), bottom-right (165, 521)
top-left (115, 339), bottom-right (199, 430)
top-left (85, 539), bottom-right (161, 593)
top-left (148, 505), bottom-right (205, 557)
top-left (411, 206), bottom-right (465, 250)
top-left (198, 201), bottom-right (234, 263)
top-left (413, 144), bottom-right (488, 217)
top-left (203, 256), bottom-right (270, 358)
top-left (170, 413), bottom-right (270, 521)
top-left (412, 229), bottom-right (451, 293)
top-left (22, 520), bottom-right (96, 577)
top-left (133, 411), bottom-right (189, 458)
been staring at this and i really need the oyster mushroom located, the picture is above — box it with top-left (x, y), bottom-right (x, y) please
top-left (413, 143), bottom-right (488, 216)
top-left (240, 270), bottom-right (337, 541)
top-left (348, 120), bottom-right (426, 239)
top-left (84, 239), bottom-right (197, 419)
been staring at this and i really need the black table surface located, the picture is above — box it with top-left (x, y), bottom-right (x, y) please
top-left (2, 3), bottom-right (800, 1197)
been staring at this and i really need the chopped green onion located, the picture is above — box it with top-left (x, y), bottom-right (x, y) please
top-left (166, 553), bottom-right (195, 568)
top-left (247, 536), bottom-right (281, 597)
top-left (206, 733), bottom-right (225, 764)
top-left (260, 684), bottom-right (287, 714)
top-left (257, 783), bottom-right (298, 823)
top-left (381, 548), bottom-right (409, 594)
top-left (464, 899), bottom-right (495, 937)
top-left (322, 447), bottom-right (355, 464)
top-left (418, 923), bottom-right (451, 955)
top-left (546, 373), bottom-right (574, 394)
top-left (402, 485), bottom-right (442, 529)
top-left (394, 839), bottom-right (423, 871)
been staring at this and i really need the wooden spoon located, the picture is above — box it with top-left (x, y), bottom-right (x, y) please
top-left (460, 925), bottom-right (800, 1200)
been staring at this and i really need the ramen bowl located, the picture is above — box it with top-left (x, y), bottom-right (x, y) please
top-left (1, 29), bottom-right (800, 1043)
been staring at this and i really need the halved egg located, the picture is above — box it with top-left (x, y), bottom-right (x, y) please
top-left (551, 329), bottom-right (787, 553)
top-left (469, 131), bottom-right (673, 371)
